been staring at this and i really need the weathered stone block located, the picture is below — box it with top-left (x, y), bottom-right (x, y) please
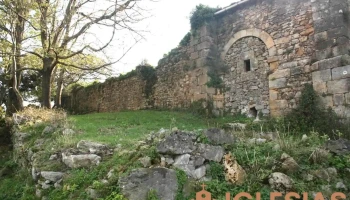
top-left (321, 96), bottom-right (333, 108)
top-left (269, 69), bottom-right (290, 80)
top-left (270, 100), bottom-right (288, 110)
top-left (270, 90), bottom-right (278, 101)
top-left (312, 69), bottom-right (331, 83)
top-left (267, 56), bottom-right (279, 63)
top-left (318, 56), bottom-right (342, 70)
top-left (327, 79), bottom-right (350, 94)
top-left (345, 93), bottom-right (350, 104)
top-left (269, 47), bottom-right (277, 56)
top-left (190, 52), bottom-right (199, 60)
top-left (316, 48), bottom-right (333, 61)
top-left (196, 58), bottom-right (206, 67)
top-left (300, 27), bottom-right (314, 36)
top-left (333, 94), bottom-right (345, 106)
top-left (199, 49), bottom-right (210, 58)
top-left (269, 78), bottom-right (287, 89)
top-left (270, 61), bottom-right (279, 71)
top-left (332, 65), bottom-right (350, 80)
top-left (196, 41), bottom-right (211, 51)
top-left (280, 61), bottom-right (298, 69)
top-left (313, 82), bottom-right (327, 93)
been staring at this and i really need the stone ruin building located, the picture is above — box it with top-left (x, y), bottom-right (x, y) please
top-left (63, 0), bottom-right (350, 118)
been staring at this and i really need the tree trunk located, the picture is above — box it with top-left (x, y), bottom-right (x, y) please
top-left (54, 69), bottom-right (65, 108)
top-left (41, 58), bottom-right (54, 108)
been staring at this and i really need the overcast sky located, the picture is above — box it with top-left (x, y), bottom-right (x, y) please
top-left (108, 0), bottom-right (237, 76)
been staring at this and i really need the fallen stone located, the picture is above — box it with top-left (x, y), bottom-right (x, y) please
top-left (77, 140), bottom-right (109, 155)
top-left (280, 153), bottom-right (299, 173)
top-left (311, 168), bottom-right (337, 182)
top-left (336, 181), bottom-right (347, 190)
top-left (223, 152), bottom-right (246, 185)
top-left (86, 188), bottom-right (101, 199)
top-left (325, 139), bottom-right (350, 155)
top-left (196, 144), bottom-right (224, 162)
top-left (309, 148), bottom-right (330, 164)
top-left (225, 123), bottom-right (246, 131)
top-left (193, 165), bottom-right (206, 180)
top-left (49, 154), bottom-right (58, 160)
top-left (268, 172), bottom-right (293, 193)
top-left (139, 156), bottom-right (152, 168)
top-left (301, 134), bottom-right (308, 141)
top-left (62, 129), bottom-right (75, 135)
top-left (156, 131), bottom-right (197, 155)
top-left (119, 168), bottom-right (178, 200)
top-left (203, 128), bottom-right (236, 145)
top-left (40, 171), bottom-right (64, 183)
top-left (42, 126), bottom-right (56, 135)
top-left (62, 153), bottom-right (101, 168)
top-left (192, 156), bottom-right (205, 167)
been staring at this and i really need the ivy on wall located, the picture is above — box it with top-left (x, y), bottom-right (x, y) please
top-left (190, 4), bottom-right (218, 31)
top-left (137, 64), bottom-right (157, 99)
top-left (205, 45), bottom-right (229, 90)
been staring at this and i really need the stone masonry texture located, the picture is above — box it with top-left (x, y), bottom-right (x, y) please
top-left (63, 0), bottom-right (350, 118)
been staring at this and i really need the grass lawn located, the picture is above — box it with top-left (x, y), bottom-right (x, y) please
top-left (68, 110), bottom-right (243, 148)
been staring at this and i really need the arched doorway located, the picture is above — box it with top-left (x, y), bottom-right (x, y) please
top-left (220, 29), bottom-right (277, 117)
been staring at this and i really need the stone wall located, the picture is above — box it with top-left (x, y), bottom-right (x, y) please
top-left (223, 37), bottom-right (270, 116)
top-left (64, 0), bottom-right (350, 117)
top-left (64, 75), bottom-right (148, 113)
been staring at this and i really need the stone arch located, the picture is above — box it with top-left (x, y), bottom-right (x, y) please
top-left (221, 28), bottom-right (276, 59)
top-left (220, 29), bottom-right (279, 117)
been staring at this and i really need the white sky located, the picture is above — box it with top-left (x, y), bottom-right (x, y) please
top-left (108, 0), bottom-right (237, 76)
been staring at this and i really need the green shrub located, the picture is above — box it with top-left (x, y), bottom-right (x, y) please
top-left (285, 83), bottom-right (349, 138)
top-left (179, 32), bottom-right (191, 47)
top-left (190, 4), bottom-right (217, 31)
top-left (206, 45), bottom-right (229, 90)
top-left (138, 65), bottom-right (157, 99)
top-left (175, 169), bottom-right (187, 200)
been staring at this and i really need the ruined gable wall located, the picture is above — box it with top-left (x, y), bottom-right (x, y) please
top-left (214, 0), bottom-right (315, 116)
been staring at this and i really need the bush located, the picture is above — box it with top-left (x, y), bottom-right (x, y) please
top-left (190, 4), bottom-right (217, 31)
top-left (179, 32), bottom-right (191, 47)
top-left (206, 45), bottom-right (229, 90)
top-left (285, 84), bottom-right (349, 138)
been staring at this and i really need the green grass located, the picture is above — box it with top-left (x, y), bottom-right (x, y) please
top-left (68, 110), bottom-right (240, 148)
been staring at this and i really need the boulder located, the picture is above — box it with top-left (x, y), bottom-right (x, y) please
top-left (268, 172), bottom-right (293, 193)
top-left (40, 171), bottom-right (64, 183)
top-left (62, 129), bottom-right (75, 135)
top-left (196, 144), bottom-right (224, 162)
top-left (310, 168), bottom-right (337, 182)
top-left (156, 131), bottom-right (197, 155)
top-left (309, 148), bottom-right (330, 164)
top-left (325, 139), bottom-right (350, 155)
top-left (139, 156), bottom-right (152, 168)
top-left (42, 126), bottom-right (56, 135)
top-left (62, 153), bottom-right (101, 168)
top-left (119, 168), bottom-right (178, 200)
top-left (77, 140), bottom-right (110, 155)
top-left (335, 181), bottom-right (347, 190)
top-left (203, 128), bottom-right (236, 145)
top-left (86, 188), bottom-right (101, 199)
top-left (280, 153), bottom-right (299, 173)
top-left (225, 123), bottom-right (246, 131)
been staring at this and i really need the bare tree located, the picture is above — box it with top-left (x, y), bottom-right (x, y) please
top-left (0, 0), bottom-right (33, 114)
top-left (16, 0), bottom-right (148, 108)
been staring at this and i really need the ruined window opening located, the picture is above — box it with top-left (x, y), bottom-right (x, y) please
top-left (249, 107), bottom-right (258, 118)
top-left (244, 59), bottom-right (251, 72)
